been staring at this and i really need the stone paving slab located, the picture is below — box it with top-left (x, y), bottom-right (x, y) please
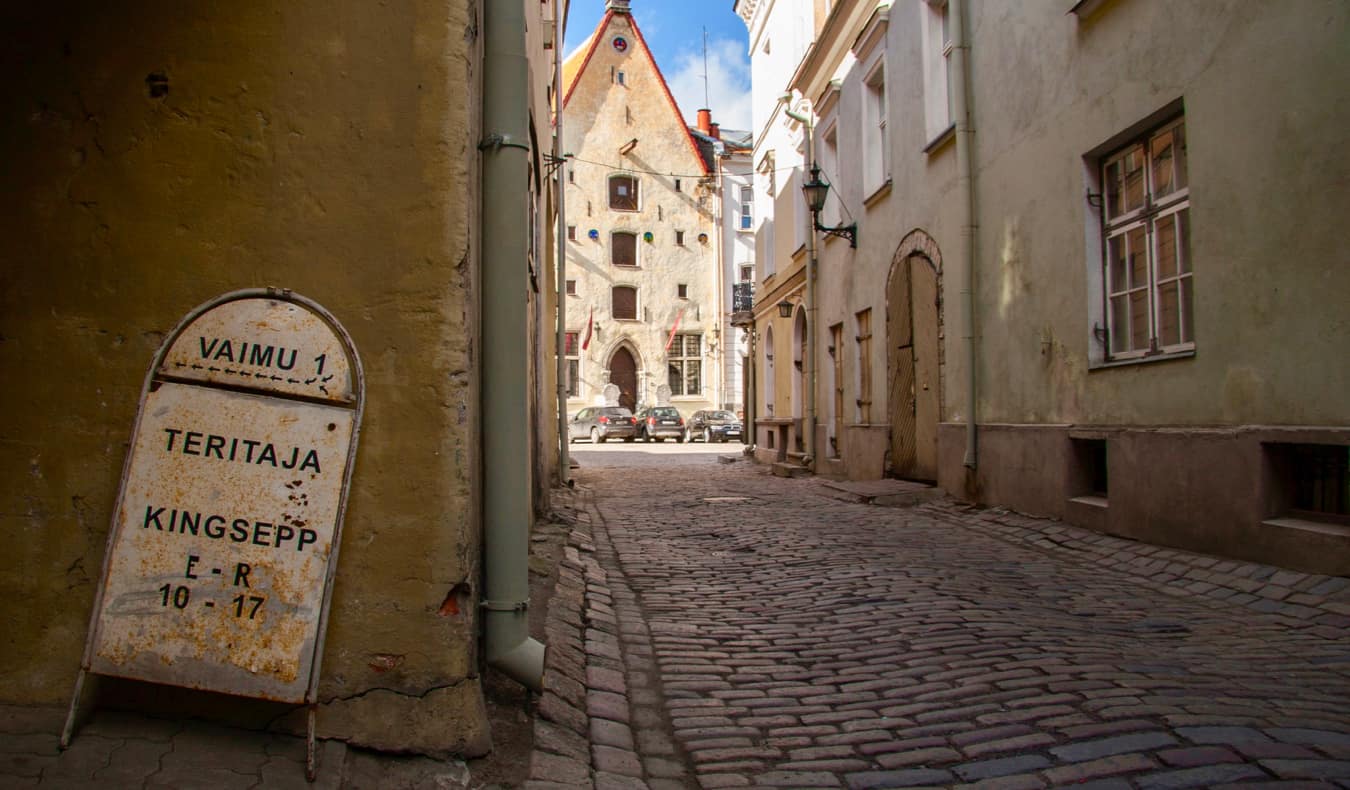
top-left (529, 460), bottom-right (1350, 788)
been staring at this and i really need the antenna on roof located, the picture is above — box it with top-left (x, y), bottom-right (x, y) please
top-left (702, 27), bottom-right (710, 110)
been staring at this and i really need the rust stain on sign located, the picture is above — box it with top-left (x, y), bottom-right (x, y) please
top-left (84, 291), bottom-right (363, 704)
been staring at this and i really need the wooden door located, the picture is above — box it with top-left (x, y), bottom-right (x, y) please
top-left (887, 255), bottom-right (939, 481)
top-left (609, 347), bottom-right (638, 412)
top-left (888, 258), bottom-right (916, 476)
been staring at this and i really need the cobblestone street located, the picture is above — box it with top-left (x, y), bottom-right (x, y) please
top-left (529, 455), bottom-right (1350, 789)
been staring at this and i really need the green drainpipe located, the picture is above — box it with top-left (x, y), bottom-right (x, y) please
top-left (481, 0), bottom-right (545, 692)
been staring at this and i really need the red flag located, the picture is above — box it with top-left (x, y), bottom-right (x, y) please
top-left (581, 308), bottom-right (594, 351)
top-left (664, 309), bottom-right (684, 352)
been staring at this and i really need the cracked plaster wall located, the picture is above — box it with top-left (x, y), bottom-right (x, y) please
top-left (0, 0), bottom-right (491, 757)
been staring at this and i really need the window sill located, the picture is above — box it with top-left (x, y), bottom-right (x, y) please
top-left (863, 179), bottom-right (892, 209)
top-left (1262, 517), bottom-right (1350, 539)
top-left (1089, 348), bottom-right (1195, 371)
top-left (924, 124), bottom-right (956, 155)
top-left (791, 244), bottom-right (807, 262)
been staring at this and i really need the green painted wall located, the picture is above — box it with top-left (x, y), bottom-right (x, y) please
top-left (0, 0), bottom-right (489, 756)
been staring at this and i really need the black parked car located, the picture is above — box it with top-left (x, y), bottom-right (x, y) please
top-left (567, 406), bottom-right (637, 443)
top-left (685, 410), bottom-right (743, 443)
top-left (634, 406), bottom-right (686, 442)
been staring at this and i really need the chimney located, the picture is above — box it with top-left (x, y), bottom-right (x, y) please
top-left (709, 123), bottom-right (721, 140)
top-left (606, 0), bottom-right (631, 13)
top-left (696, 108), bottom-right (712, 135)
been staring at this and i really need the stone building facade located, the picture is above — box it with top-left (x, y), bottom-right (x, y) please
top-left (741, 0), bottom-right (1349, 575)
top-left (561, 1), bottom-right (720, 421)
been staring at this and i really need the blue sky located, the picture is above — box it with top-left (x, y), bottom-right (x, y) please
top-left (563, 0), bottom-right (753, 131)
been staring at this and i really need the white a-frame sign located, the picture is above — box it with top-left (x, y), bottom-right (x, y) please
top-left (64, 289), bottom-right (364, 781)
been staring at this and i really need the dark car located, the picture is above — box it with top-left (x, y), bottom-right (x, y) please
top-left (567, 406), bottom-right (637, 443)
top-left (685, 409), bottom-right (743, 443)
top-left (634, 406), bottom-right (686, 442)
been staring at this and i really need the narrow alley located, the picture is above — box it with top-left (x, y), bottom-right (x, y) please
top-left (529, 452), bottom-right (1350, 789)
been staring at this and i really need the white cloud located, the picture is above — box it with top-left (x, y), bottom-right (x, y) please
top-left (664, 37), bottom-right (752, 133)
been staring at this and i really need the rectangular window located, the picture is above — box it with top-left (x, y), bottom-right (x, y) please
top-left (668, 334), bottom-right (702, 396)
top-left (856, 309), bottom-right (872, 423)
top-left (675, 230), bottom-right (685, 246)
top-left (564, 331), bottom-right (580, 397)
top-left (677, 283), bottom-right (688, 299)
top-left (739, 265), bottom-right (753, 283)
top-left (1100, 115), bottom-right (1192, 359)
top-left (675, 178), bottom-right (682, 192)
top-left (820, 124), bottom-right (840, 226)
top-left (611, 231), bottom-right (637, 267)
top-left (565, 279), bottom-right (577, 295)
top-left (921, 0), bottom-right (953, 143)
top-left (609, 174), bottom-right (639, 211)
top-left (567, 225), bottom-right (576, 241)
top-left (739, 185), bottom-right (753, 229)
top-left (612, 286), bottom-right (637, 320)
top-left (617, 70), bottom-right (626, 85)
top-left (864, 64), bottom-right (888, 194)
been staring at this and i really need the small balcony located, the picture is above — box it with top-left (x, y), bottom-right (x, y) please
top-left (731, 282), bottom-right (754, 326)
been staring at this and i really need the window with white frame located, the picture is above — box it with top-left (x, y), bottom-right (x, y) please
top-left (757, 154), bottom-right (776, 276)
top-left (1100, 115), bottom-right (1191, 359)
top-left (564, 331), bottom-right (581, 397)
top-left (863, 63), bottom-right (889, 195)
top-left (739, 264), bottom-right (753, 283)
top-left (820, 122), bottom-right (840, 227)
top-left (792, 165), bottom-right (808, 252)
top-left (920, 0), bottom-right (953, 143)
top-left (609, 174), bottom-right (639, 211)
top-left (739, 185), bottom-right (753, 229)
top-left (668, 334), bottom-right (702, 396)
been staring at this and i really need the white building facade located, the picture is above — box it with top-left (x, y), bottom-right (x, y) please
top-left (561, 1), bottom-right (720, 417)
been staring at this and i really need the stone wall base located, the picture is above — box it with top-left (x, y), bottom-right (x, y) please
top-left (937, 423), bottom-right (1350, 576)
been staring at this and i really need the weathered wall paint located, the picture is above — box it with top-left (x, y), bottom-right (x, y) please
top-left (963, 0), bottom-right (1350, 427)
top-left (0, 0), bottom-right (489, 756)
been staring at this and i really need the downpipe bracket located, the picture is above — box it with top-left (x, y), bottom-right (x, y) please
top-left (480, 598), bottom-right (530, 613)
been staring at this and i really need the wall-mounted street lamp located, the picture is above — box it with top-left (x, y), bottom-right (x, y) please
top-left (777, 300), bottom-right (794, 318)
top-left (802, 164), bottom-right (857, 248)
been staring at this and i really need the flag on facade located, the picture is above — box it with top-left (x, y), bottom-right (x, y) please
top-left (581, 308), bottom-right (594, 350)
top-left (664, 308), bottom-right (683, 352)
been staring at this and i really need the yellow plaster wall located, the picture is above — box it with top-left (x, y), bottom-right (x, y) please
top-left (0, 0), bottom-right (489, 755)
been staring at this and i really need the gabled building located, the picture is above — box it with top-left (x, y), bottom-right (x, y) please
top-left (561, 0), bottom-right (720, 419)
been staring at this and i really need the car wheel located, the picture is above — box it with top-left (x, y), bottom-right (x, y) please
top-left (591, 427), bottom-right (601, 444)
top-left (683, 428), bottom-right (692, 443)
top-left (704, 428), bottom-right (713, 443)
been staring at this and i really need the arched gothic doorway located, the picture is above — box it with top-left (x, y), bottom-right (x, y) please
top-left (887, 232), bottom-right (942, 481)
top-left (608, 346), bottom-right (638, 412)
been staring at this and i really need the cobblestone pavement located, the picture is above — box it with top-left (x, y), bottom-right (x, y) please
top-left (529, 459), bottom-right (1350, 790)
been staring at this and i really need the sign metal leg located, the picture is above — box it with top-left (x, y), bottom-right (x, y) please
top-left (60, 670), bottom-right (87, 750)
top-left (306, 704), bottom-right (317, 782)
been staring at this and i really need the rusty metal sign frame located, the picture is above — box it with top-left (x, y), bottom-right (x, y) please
top-left (61, 288), bottom-right (365, 782)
